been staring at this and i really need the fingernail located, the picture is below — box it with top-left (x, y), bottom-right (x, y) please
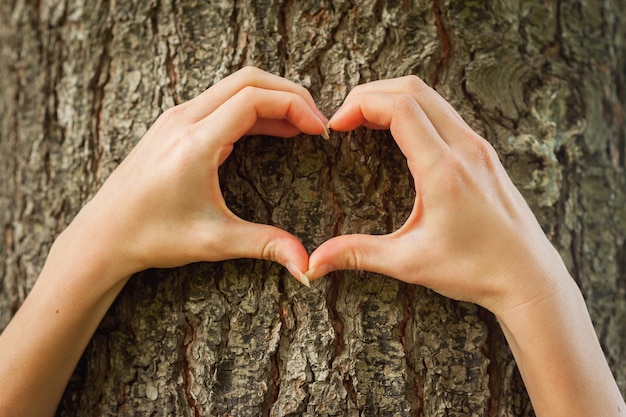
top-left (305, 263), bottom-right (334, 281)
top-left (285, 262), bottom-right (311, 288)
top-left (318, 117), bottom-right (330, 140)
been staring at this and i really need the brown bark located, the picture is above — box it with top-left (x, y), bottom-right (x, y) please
top-left (0, 0), bottom-right (624, 416)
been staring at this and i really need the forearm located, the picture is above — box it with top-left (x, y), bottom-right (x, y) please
top-left (0, 68), bottom-right (324, 417)
top-left (498, 273), bottom-right (625, 417)
top-left (0, 227), bottom-right (129, 417)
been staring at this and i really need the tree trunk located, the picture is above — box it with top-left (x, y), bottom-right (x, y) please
top-left (1, 0), bottom-right (625, 415)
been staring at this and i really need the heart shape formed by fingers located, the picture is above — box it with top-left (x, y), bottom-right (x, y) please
top-left (224, 75), bottom-right (548, 318)
top-left (220, 76), bottom-right (462, 289)
top-left (209, 71), bottom-right (550, 319)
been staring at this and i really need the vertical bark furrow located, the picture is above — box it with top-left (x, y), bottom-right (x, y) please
top-left (430, 0), bottom-right (451, 86)
top-left (0, 0), bottom-right (22, 329)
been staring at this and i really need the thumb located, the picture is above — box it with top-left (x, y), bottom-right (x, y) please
top-left (222, 218), bottom-right (311, 287)
top-left (306, 234), bottom-right (399, 281)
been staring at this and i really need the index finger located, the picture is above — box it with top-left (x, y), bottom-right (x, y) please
top-left (333, 76), bottom-right (473, 148)
top-left (182, 66), bottom-right (325, 123)
top-left (329, 92), bottom-right (449, 173)
top-left (191, 86), bottom-right (327, 160)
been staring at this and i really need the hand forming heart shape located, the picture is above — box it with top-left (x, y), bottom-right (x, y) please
top-left (303, 77), bottom-right (562, 319)
top-left (7, 67), bottom-right (620, 417)
top-left (69, 66), bottom-right (566, 320)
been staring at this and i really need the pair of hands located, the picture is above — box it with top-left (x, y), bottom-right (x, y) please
top-left (7, 67), bottom-right (622, 417)
top-left (71, 66), bottom-right (563, 318)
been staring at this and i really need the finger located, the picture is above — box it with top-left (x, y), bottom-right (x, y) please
top-left (181, 66), bottom-right (325, 124)
top-left (306, 234), bottom-right (406, 282)
top-left (221, 218), bottom-right (311, 287)
top-left (331, 76), bottom-right (472, 144)
top-left (327, 92), bottom-right (449, 173)
top-left (193, 87), bottom-right (327, 153)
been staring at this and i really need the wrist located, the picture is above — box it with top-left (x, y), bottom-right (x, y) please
top-left (493, 275), bottom-right (626, 417)
top-left (49, 212), bottom-right (135, 290)
top-left (494, 269), bottom-right (580, 337)
top-left (484, 236), bottom-right (574, 320)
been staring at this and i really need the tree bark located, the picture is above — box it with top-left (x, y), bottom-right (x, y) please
top-left (1, 0), bottom-right (625, 416)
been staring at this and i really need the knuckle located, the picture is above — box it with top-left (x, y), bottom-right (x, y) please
top-left (467, 134), bottom-right (500, 167)
top-left (158, 104), bottom-right (186, 127)
top-left (344, 245), bottom-right (361, 271)
top-left (293, 83), bottom-right (310, 99)
top-left (261, 236), bottom-right (277, 262)
top-left (393, 93), bottom-right (420, 115)
top-left (402, 74), bottom-right (429, 94)
top-left (237, 85), bottom-right (257, 102)
top-left (237, 65), bottom-right (263, 83)
top-left (349, 83), bottom-right (367, 96)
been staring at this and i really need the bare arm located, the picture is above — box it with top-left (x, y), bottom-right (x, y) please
top-left (0, 67), bottom-right (323, 417)
top-left (306, 76), bottom-right (626, 417)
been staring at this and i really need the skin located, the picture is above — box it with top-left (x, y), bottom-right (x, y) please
top-left (0, 68), bottom-right (624, 417)
top-left (306, 76), bottom-right (626, 417)
top-left (0, 67), bottom-right (323, 417)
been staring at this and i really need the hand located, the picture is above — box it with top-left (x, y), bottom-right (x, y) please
top-left (307, 77), bottom-right (626, 417)
top-left (61, 66), bottom-right (327, 286)
top-left (306, 76), bottom-right (569, 316)
top-left (0, 67), bottom-right (329, 417)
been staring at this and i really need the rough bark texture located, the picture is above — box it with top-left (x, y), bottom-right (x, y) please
top-left (1, 0), bottom-right (625, 416)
